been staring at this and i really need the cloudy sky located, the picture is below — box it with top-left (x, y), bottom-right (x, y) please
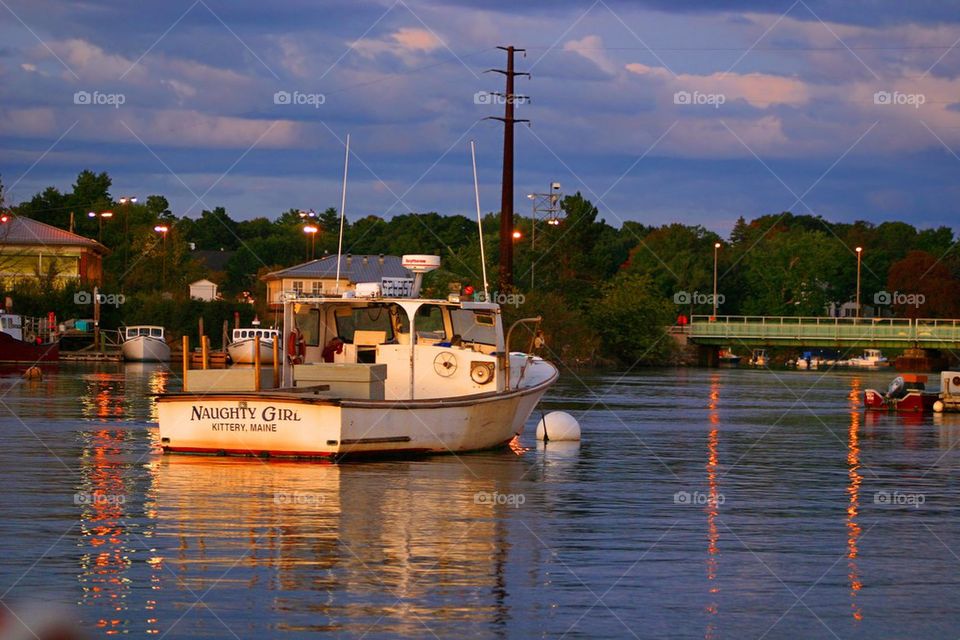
top-left (2, 0), bottom-right (960, 233)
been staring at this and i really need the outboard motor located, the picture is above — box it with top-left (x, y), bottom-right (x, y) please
top-left (886, 376), bottom-right (907, 399)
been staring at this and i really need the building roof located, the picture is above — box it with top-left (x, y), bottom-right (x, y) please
top-left (262, 254), bottom-right (410, 283)
top-left (0, 215), bottom-right (106, 252)
top-left (189, 279), bottom-right (217, 287)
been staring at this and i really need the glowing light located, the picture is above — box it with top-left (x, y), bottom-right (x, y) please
top-left (153, 225), bottom-right (168, 233)
top-left (512, 230), bottom-right (522, 240)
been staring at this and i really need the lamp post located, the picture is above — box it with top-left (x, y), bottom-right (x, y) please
top-left (712, 242), bottom-right (721, 320)
top-left (118, 196), bottom-right (137, 271)
top-left (154, 224), bottom-right (169, 283)
top-left (526, 182), bottom-right (562, 288)
top-left (303, 225), bottom-right (318, 260)
top-left (855, 246), bottom-right (863, 319)
top-left (87, 210), bottom-right (114, 243)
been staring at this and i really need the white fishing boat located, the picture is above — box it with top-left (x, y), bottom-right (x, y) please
top-left (156, 255), bottom-right (558, 459)
top-left (842, 348), bottom-right (888, 368)
top-left (121, 325), bottom-right (171, 362)
top-left (227, 327), bottom-right (279, 364)
top-left (748, 349), bottom-right (768, 367)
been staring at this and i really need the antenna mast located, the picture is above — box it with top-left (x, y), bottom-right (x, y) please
top-left (470, 140), bottom-right (490, 300)
top-left (335, 133), bottom-right (350, 293)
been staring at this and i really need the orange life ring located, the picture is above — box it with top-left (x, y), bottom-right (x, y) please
top-left (287, 329), bottom-right (305, 364)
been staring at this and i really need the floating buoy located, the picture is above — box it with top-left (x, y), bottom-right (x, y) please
top-left (934, 400), bottom-right (945, 413)
top-left (23, 366), bottom-right (42, 379)
top-left (536, 411), bottom-right (581, 442)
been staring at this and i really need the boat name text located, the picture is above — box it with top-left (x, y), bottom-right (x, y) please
top-left (190, 405), bottom-right (301, 422)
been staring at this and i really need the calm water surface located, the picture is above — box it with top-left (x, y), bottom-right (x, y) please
top-left (1, 363), bottom-right (959, 639)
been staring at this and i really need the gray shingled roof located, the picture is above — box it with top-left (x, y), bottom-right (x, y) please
top-left (0, 215), bottom-right (106, 252)
top-left (262, 254), bottom-right (410, 283)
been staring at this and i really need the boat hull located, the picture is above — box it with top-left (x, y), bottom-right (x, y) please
top-left (226, 338), bottom-right (276, 364)
top-left (122, 336), bottom-right (171, 362)
top-left (0, 331), bottom-right (59, 362)
top-left (157, 373), bottom-right (556, 458)
top-left (864, 389), bottom-right (937, 413)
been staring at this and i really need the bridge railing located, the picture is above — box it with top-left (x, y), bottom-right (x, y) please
top-left (687, 315), bottom-right (958, 344)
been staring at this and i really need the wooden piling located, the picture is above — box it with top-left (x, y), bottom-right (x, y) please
top-left (182, 335), bottom-right (189, 391)
top-left (201, 335), bottom-right (209, 370)
top-left (272, 339), bottom-right (280, 388)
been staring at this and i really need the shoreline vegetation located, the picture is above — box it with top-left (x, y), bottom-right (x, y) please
top-left (2, 170), bottom-right (958, 367)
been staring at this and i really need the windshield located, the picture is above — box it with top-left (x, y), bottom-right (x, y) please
top-left (449, 309), bottom-right (498, 346)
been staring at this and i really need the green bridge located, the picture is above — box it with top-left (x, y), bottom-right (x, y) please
top-left (685, 315), bottom-right (960, 350)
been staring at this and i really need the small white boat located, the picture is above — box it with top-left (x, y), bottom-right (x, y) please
top-left (227, 327), bottom-right (279, 364)
top-left (121, 325), bottom-right (171, 362)
top-left (843, 349), bottom-right (888, 368)
top-left (156, 255), bottom-right (559, 459)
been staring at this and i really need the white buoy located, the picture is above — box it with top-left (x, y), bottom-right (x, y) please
top-left (536, 411), bottom-right (581, 442)
top-left (934, 400), bottom-right (945, 413)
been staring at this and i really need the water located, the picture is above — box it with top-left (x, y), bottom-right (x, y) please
top-left (1, 363), bottom-right (959, 639)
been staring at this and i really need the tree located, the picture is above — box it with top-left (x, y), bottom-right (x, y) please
top-left (591, 272), bottom-right (676, 365)
top-left (887, 250), bottom-right (960, 318)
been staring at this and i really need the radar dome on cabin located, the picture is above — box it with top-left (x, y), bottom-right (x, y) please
top-left (401, 255), bottom-right (441, 297)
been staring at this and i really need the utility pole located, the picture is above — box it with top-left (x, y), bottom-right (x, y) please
top-left (487, 46), bottom-right (529, 292)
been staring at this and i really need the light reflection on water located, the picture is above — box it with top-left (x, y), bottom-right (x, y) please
top-left (1, 364), bottom-right (960, 638)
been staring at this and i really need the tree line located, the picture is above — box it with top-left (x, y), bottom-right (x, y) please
top-left (2, 170), bottom-right (957, 365)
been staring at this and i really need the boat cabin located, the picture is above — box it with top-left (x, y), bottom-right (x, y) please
top-left (0, 314), bottom-right (23, 341)
top-left (282, 295), bottom-right (512, 401)
top-left (232, 328), bottom-right (279, 342)
top-left (125, 326), bottom-right (165, 341)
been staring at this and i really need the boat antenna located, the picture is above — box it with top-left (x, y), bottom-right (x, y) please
top-left (470, 140), bottom-right (490, 301)
top-left (335, 133), bottom-right (350, 293)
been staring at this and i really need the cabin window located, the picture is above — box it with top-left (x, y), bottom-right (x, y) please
top-left (450, 309), bottom-right (497, 346)
top-left (293, 281), bottom-right (304, 295)
top-left (150, 328), bottom-right (162, 338)
top-left (414, 305), bottom-right (445, 341)
top-left (294, 306), bottom-right (321, 347)
top-left (335, 305), bottom-right (395, 344)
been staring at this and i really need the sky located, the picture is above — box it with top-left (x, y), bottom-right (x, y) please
top-left (2, 0), bottom-right (960, 235)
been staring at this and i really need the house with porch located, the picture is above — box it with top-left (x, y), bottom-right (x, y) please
top-left (262, 254), bottom-right (410, 306)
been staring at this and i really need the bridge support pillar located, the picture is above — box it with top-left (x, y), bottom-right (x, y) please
top-left (895, 348), bottom-right (950, 372)
top-left (698, 345), bottom-right (720, 367)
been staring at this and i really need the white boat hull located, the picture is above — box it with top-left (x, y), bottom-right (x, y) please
top-left (227, 338), bottom-right (276, 364)
top-left (157, 369), bottom-right (557, 458)
top-left (122, 336), bottom-right (171, 362)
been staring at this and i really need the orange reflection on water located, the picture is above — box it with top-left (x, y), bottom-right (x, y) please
top-left (705, 375), bottom-right (720, 639)
top-left (846, 377), bottom-right (863, 622)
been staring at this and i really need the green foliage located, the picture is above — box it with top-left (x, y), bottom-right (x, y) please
top-left (590, 273), bottom-right (676, 365)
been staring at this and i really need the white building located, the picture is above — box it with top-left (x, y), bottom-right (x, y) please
top-left (189, 279), bottom-right (219, 301)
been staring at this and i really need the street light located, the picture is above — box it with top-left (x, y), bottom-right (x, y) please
top-left (512, 230), bottom-right (522, 240)
top-left (118, 196), bottom-right (137, 271)
top-left (88, 210), bottom-right (113, 242)
top-left (712, 242), bottom-right (721, 320)
top-left (526, 182), bottom-right (562, 288)
top-left (855, 246), bottom-right (863, 319)
top-left (155, 224), bottom-right (169, 283)
top-left (303, 224), bottom-right (318, 260)
top-left (298, 209), bottom-right (316, 220)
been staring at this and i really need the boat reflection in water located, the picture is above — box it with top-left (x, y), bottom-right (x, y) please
top-left (141, 451), bottom-right (529, 636)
